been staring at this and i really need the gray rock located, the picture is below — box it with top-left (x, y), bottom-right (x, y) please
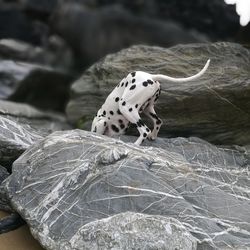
top-left (0, 100), bottom-right (71, 135)
top-left (0, 164), bottom-right (11, 212)
top-left (66, 42), bottom-right (250, 145)
top-left (69, 212), bottom-right (197, 250)
top-left (0, 165), bottom-right (9, 185)
top-left (0, 38), bottom-right (74, 72)
top-left (0, 166), bottom-right (25, 234)
top-left (0, 100), bottom-right (71, 167)
top-left (51, 4), bottom-right (208, 69)
top-left (3, 130), bottom-right (250, 249)
top-left (0, 57), bottom-right (73, 111)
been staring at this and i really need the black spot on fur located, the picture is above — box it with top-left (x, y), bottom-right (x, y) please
top-left (122, 101), bottom-right (126, 106)
top-left (93, 126), bottom-right (97, 132)
top-left (118, 119), bottom-right (123, 123)
top-left (108, 117), bottom-right (110, 120)
top-left (135, 104), bottom-right (139, 108)
top-left (129, 85), bottom-right (136, 90)
top-left (110, 111), bottom-right (114, 115)
top-left (147, 79), bottom-right (153, 85)
top-left (146, 128), bottom-right (150, 132)
top-left (120, 124), bottom-right (125, 129)
top-left (121, 82), bottom-right (124, 87)
top-left (104, 122), bottom-right (107, 126)
top-left (131, 72), bottom-right (136, 77)
top-left (103, 110), bottom-right (106, 115)
top-left (150, 112), bottom-right (158, 120)
top-left (143, 81), bottom-right (148, 87)
top-left (156, 120), bottom-right (162, 125)
top-left (115, 97), bottom-right (119, 102)
top-left (117, 109), bottom-right (122, 115)
top-left (129, 108), bottom-right (133, 112)
top-left (156, 127), bottom-right (159, 130)
top-left (125, 81), bottom-right (128, 87)
top-left (132, 78), bottom-right (136, 83)
top-left (143, 133), bottom-right (147, 137)
top-left (111, 124), bottom-right (120, 133)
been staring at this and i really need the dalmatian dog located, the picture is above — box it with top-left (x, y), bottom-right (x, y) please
top-left (91, 59), bottom-right (210, 145)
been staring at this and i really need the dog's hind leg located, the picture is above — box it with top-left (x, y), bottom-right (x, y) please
top-left (144, 104), bottom-right (162, 140)
top-left (119, 100), bottom-right (150, 145)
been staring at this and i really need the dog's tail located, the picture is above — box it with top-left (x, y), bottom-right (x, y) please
top-left (151, 59), bottom-right (210, 83)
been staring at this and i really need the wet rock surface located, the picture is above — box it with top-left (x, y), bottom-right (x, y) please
top-left (3, 130), bottom-right (250, 250)
top-left (67, 42), bottom-right (250, 145)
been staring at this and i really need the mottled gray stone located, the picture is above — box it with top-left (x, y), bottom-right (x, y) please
top-left (0, 165), bottom-right (25, 233)
top-left (3, 130), bottom-right (250, 250)
top-left (0, 100), bottom-right (71, 167)
top-left (66, 42), bottom-right (250, 145)
top-left (0, 165), bottom-right (10, 212)
top-left (68, 212), bottom-right (197, 250)
top-left (0, 115), bottom-right (43, 168)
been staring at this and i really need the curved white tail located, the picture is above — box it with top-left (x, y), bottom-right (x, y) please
top-left (152, 59), bottom-right (210, 83)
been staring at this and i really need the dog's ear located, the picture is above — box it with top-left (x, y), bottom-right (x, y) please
top-left (91, 117), bottom-right (107, 135)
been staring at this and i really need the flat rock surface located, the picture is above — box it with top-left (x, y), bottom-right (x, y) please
top-left (66, 42), bottom-right (250, 145)
top-left (3, 130), bottom-right (250, 250)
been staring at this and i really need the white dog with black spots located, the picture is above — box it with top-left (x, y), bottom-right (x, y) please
top-left (91, 59), bottom-right (210, 145)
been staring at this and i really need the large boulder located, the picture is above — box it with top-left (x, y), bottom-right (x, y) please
top-left (51, 3), bottom-right (207, 69)
top-left (79, 0), bottom-right (240, 41)
top-left (66, 42), bottom-right (250, 145)
top-left (0, 57), bottom-right (73, 111)
top-left (0, 4), bottom-right (42, 45)
top-left (3, 130), bottom-right (250, 249)
top-left (0, 100), bottom-right (71, 168)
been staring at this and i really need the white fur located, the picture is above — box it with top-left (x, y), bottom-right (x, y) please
top-left (91, 59), bottom-right (210, 145)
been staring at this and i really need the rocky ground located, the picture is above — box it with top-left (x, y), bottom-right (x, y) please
top-left (0, 0), bottom-right (250, 250)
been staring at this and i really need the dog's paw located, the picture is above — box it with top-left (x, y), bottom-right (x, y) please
top-left (147, 133), bottom-right (156, 141)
